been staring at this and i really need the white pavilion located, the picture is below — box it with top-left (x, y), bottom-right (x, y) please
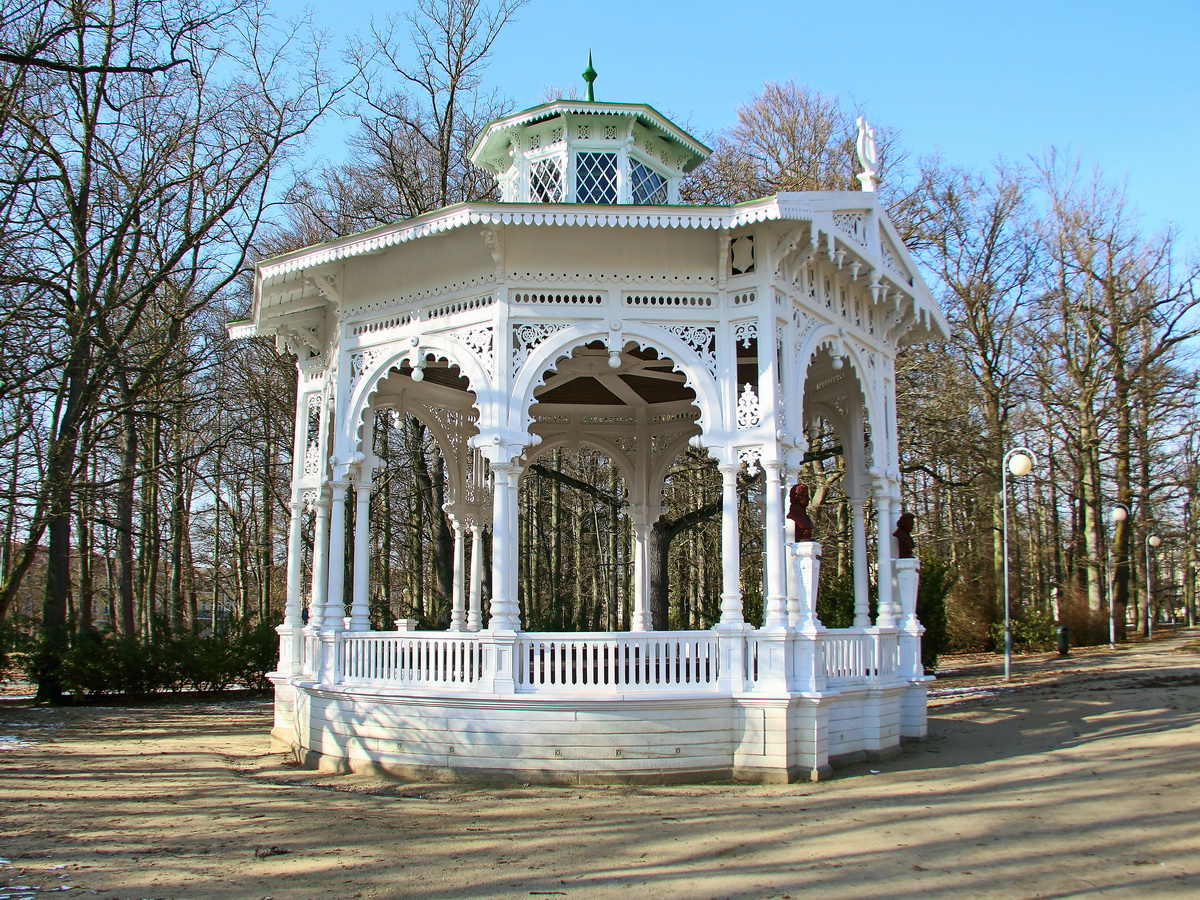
top-left (231, 80), bottom-right (948, 783)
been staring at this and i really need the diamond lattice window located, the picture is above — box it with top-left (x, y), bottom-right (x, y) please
top-left (630, 160), bottom-right (667, 205)
top-left (531, 157), bottom-right (564, 203)
top-left (575, 152), bottom-right (618, 204)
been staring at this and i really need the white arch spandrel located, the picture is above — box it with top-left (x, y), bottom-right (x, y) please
top-left (509, 322), bottom-right (725, 440)
top-left (341, 333), bottom-right (492, 456)
top-left (794, 325), bottom-right (887, 471)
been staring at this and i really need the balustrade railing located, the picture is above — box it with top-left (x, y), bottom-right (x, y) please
top-left (516, 632), bottom-right (719, 692)
top-left (341, 633), bottom-right (484, 687)
top-left (822, 630), bottom-right (899, 685)
top-left (311, 627), bottom-right (903, 693)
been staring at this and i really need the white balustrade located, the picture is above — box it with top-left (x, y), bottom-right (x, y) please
top-left (342, 633), bottom-right (485, 687)
top-left (324, 627), bottom-right (902, 694)
top-left (822, 629), bottom-right (899, 685)
top-left (516, 632), bottom-right (719, 692)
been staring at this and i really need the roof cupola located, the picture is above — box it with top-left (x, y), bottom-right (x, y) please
top-left (469, 59), bottom-right (709, 206)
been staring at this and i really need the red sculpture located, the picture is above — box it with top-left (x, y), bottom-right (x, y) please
top-left (894, 512), bottom-right (915, 558)
top-left (786, 483), bottom-right (815, 541)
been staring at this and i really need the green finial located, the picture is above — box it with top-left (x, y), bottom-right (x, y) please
top-left (582, 51), bottom-right (597, 102)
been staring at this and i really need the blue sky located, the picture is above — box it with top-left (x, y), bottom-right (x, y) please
top-left (290, 0), bottom-right (1199, 249)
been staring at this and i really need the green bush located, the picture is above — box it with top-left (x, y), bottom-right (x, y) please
top-left (35, 623), bottom-right (279, 699)
top-left (816, 569), bottom-right (873, 628)
top-left (915, 552), bottom-right (954, 673)
top-left (989, 608), bottom-right (1057, 653)
top-left (817, 554), bottom-right (953, 673)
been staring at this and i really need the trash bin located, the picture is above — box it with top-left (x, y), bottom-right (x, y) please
top-left (1056, 625), bottom-right (1069, 657)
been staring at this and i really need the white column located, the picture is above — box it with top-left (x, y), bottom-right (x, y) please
top-left (488, 463), bottom-right (521, 631)
top-left (348, 482), bottom-right (372, 631)
top-left (849, 497), bottom-right (870, 627)
top-left (467, 523), bottom-right (484, 631)
top-left (307, 494), bottom-right (331, 630)
top-left (284, 498), bottom-right (305, 627)
top-left (276, 496), bottom-right (308, 676)
top-left (874, 480), bottom-right (896, 627)
top-left (762, 461), bottom-right (788, 629)
top-left (322, 481), bottom-right (348, 632)
top-left (630, 519), bottom-right (653, 631)
top-left (718, 462), bottom-right (744, 626)
top-left (449, 518), bottom-right (467, 631)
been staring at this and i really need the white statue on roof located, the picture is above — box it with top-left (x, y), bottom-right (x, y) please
top-left (856, 116), bottom-right (880, 193)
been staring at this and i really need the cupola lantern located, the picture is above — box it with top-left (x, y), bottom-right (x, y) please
top-left (469, 94), bottom-right (709, 205)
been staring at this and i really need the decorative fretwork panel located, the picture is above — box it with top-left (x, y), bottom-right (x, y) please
top-left (651, 431), bottom-right (691, 466)
top-left (430, 407), bottom-right (470, 456)
top-left (738, 446), bottom-right (762, 473)
top-left (832, 212), bottom-right (868, 248)
top-left (531, 157), bottom-right (565, 203)
top-left (737, 383), bottom-right (762, 430)
top-left (512, 322), bottom-right (570, 377)
top-left (349, 348), bottom-right (383, 386)
top-left (629, 160), bottom-right (667, 205)
top-left (881, 237), bottom-right (912, 284)
top-left (733, 321), bottom-right (758, 348)
top-left (302, 394), bottom-right (322, 478)
top-left (455, 326), bottom-right (494, 378)
top-left (576, 152), bottom-right (618, 204)
top-left (609, 433), bottom-right (636, 456)
top-left (663, 324), bottom-right (717, 377)
top-left (793, 308), bottom-right (818, 355)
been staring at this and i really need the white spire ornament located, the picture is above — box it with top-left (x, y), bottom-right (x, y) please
top-left (855, 116), bottom-right (880, 192)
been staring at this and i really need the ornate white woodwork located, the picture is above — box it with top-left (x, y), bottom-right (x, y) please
top-left (232, 88), bottom-right (948, 785)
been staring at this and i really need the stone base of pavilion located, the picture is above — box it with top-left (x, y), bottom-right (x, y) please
top-left (268, 621), bottom-right (930, 785)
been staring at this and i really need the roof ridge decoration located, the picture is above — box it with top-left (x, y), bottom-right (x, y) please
top-left (583, 51), bottom-right (597, 103)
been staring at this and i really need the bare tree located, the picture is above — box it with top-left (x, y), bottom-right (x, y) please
top-left (277, 0), bottom-right (527, 246)
top-left (0, 0), bottom-right (346, 698)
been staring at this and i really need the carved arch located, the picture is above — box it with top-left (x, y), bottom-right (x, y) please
top-left (342, 333), bottom-right (491, 454)
top-left (794, 325), bottom-right (885, 468)
top-left (509, 322), bottom-right (724, 439)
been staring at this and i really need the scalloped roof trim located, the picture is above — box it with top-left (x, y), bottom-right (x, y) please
top-left (258, 200), bottom-right (813, 280)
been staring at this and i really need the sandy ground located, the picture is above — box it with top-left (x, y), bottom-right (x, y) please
top-left (2, 631), bottom-right (1199, 900)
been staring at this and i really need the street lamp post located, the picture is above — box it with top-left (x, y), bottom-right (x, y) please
top-left (1109, 503), bottom-right (1130, 649)
top-left (1002, 447), bottom-right (1037, 681)
top-left (1145, 532), bottom-right (1162, 638)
